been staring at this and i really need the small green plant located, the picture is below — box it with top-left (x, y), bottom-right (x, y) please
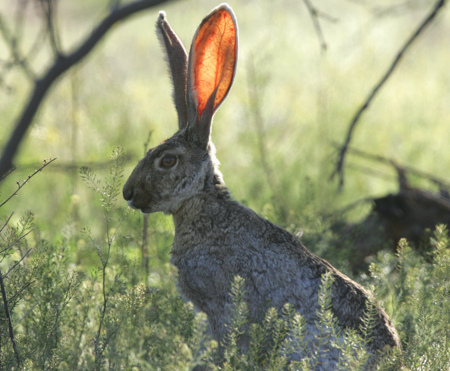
top-left (367, 225), bottom-right (450, 370)
top-left (80, 146), bottom-right (129, 369)
top-left (197, 273), bottom-right (394, 371)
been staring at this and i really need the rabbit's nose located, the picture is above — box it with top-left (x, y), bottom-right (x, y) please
top-left (123, 185), bottom-right (133, 201)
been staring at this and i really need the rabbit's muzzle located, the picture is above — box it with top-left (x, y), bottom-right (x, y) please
top-left (122, 184), bottom-right (133, 203)
top-left (122, 187), bottom-right (138, 210)
top-left (122, 173), bottom-right (137, 205)
top-left (122, 162), bottom-right (154, 213)
top-left (122, 183), bottom-right (142, 210)
top-left (123, 181), bottom-right (154, 214)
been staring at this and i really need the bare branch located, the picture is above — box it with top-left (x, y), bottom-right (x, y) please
top-left (0, 0), bottom-right (34, 83)
top-left (23, 13), bottom-right (48, 65)
top-left (0, 229), bottom-right (34, 256)
top-left (14, 301), bottom-right (39, 328)
top-left (109, 0), bottom-right (123, 11)
top-left (346, 162), bottom-right (398, 182)
top-left (0, 14), bottom-right (35, 80)
top-left (302, 0), bottom-right (338, 52)
top-left (38, 0), bottom-right (62, 56)
top-left (373, 1), bottom-right (423, 18)
top-left (331, 0), bottom-right (446, 189)
top-left (0, 268), bottom-right (21, 366)
top-left (0, 167), bottom-right (16, 183)
top-left (0, 157), bottom-right (57, 208)
top-left (0, 213), bottom-right (15, 235)
top-left (0, 0), bottom-right (172, 182)
top-left (4, 247), bottom-right (33, 278)
top-left (339, 144), bottom-right (450, 189)
top-left (7, 279), bottom-right (37, 304)
top-left (315, 9), bottom-right (338, 23)
top-left (13, 0), bottom-right (30, 46)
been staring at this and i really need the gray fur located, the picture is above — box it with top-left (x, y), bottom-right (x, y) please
top-left (156, 11), bottom-right (188, 129)
top-left (123, 4), bottom-right (401, 370)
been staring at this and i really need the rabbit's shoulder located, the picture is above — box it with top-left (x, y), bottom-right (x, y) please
top-left (171, 196), bottom-right (326, 299)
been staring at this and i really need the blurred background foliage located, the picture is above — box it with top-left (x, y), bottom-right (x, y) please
top-left (1, 0), bottom-right (449, 234)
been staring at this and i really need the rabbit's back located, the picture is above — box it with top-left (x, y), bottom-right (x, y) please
top-left (171, 194), bottom-right (400, 368)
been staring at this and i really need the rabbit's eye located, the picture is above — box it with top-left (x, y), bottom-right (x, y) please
top-left (160, 154), bottom-right (177, 168)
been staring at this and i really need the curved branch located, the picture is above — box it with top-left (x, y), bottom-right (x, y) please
top-left (331, 0), bottom-right (446, 189)
top-left (0, 0), bottom-right (172, 181)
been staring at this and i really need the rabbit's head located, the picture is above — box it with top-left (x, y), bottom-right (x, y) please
top-left (123, 4), bottom-right (238, 215)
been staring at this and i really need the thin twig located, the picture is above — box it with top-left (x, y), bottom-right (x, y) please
top-left (24, 22), bottom-right (48, 63)
top-left (14, 301), bottom-right (39, 328)
top-left (0, 229), bottom-right (34, 256)
top-left (0, 0), bottom-right (172, 181)
top-left (315, 9), bottom-right (339, 23)
top-left (96, 266), bottom-right (109, 361)
top-left (39, 0), bottom-right (62, 57)
top-left (75, 285), bottom-right (93, 359)
top-left (302, 0), bottom-right (337, 52)
top-left (22, 347), bottom-right (38, 361)
top-left (0, 0), bottom-right (36, 92)
top-left (41, 273), bottom-right (78, 356)
top-left (4, 247), bottom-right (33, 278)
top-left (97, 207), bottom-right (114, 356)
top-left (374, 2), bottom-right (417, 18)
top-left (0, 166), bottom-right (16, 182)
top-left (0, 157), bottom-right (57, 208)
top-left (109, 0), bottom-right (123, 10)
top-left (109, 209), bottom-right (129, 248)
top-left (0, 14), bottom-right (35, 80)
top-left (331, 0), bottom-right (446, 189)
top-left (0, 212), bottom-right (15, 234)
top-left (13, 0), bottom-right (29, 47)
top-left (0, 268), bottom-right (21, 366)
top-left (7, 279), bottom-right (37, 304)
top-left (340, 144), bottom-right (450, 189)
top-left (346, 162), bottom-right (397, 182)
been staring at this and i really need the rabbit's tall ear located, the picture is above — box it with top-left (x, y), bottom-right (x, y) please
top-left (187, 4), bottom-right (238, 144)
top-left (156, 11), bottom-right (188, 130)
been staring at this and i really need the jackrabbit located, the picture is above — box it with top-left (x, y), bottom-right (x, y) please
top-left (123, 4), bottom-right (401, 370)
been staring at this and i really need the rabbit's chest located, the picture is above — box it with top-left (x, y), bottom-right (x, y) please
top-left (170, 249), bottom-right (233, 306)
